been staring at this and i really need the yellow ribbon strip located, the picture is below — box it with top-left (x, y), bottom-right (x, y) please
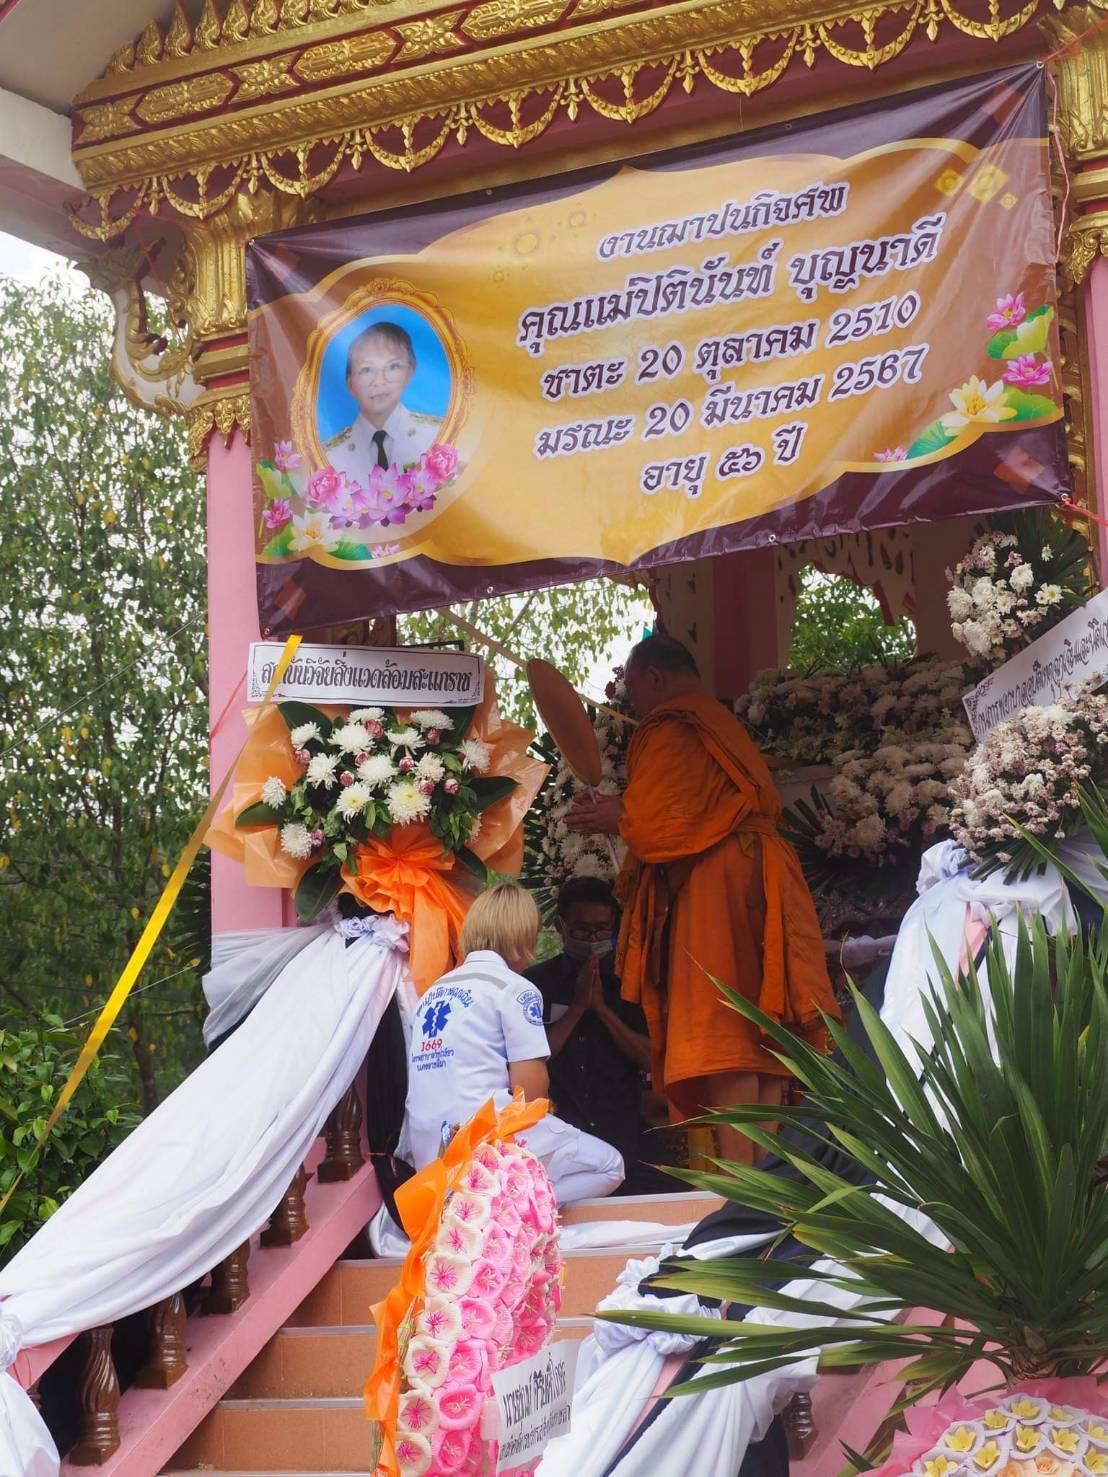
top-left (0, 634), bottom-right (302, 1220)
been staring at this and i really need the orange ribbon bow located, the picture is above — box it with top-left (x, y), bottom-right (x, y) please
top-left (342, 825), bottom-right (473, 994)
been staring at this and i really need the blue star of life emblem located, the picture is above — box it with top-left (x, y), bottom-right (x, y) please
top-left (422, 1000), bottom-right (451, 1037)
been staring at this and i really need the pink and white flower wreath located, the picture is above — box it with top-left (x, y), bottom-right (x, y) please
top-left (370, 1132), bottom-right (562, 1476)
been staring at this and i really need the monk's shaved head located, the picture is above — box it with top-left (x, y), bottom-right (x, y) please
top-left (624, 633), bottom-right (701, 716)
top-left (626, 633), bottom-right (699, 680)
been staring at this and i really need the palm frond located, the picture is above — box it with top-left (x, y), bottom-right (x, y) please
top-left (604, 918), bottom-right (1108, 1399)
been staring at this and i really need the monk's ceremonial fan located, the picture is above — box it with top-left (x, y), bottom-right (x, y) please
top-left (525, 659), bottom-right (603, 786)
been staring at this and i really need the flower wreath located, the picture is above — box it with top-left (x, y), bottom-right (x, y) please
top-left (366, 1096), bottom-right (562, 1476)
top-left (864, 1380), bottom-right (1108, 1477)
top-left (206, 682), bottom-right (548, 990)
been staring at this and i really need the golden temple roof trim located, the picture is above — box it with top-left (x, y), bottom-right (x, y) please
top-left (70, 0), bottom-right (1077, 240)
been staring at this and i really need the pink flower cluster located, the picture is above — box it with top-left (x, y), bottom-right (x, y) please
top-left (864, 1379), bottom-right (1108, 1477)
top-left (986, 292), bottom-right (1026, 332)
top-left (1002, 353), bottom-right (1052, 389)
top-left (395, 1139), bottom-right (561, 1477)
top-left (264, 441), bottom-right (459, 535)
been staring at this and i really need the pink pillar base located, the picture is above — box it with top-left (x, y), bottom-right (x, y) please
top-left (207, 430), bottom-right (284, 934)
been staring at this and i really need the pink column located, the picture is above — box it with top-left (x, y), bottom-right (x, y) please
top-left (712, 547), bottom-right (788, 702)
top-left (207, 428), bottom-right (284, 933)
top-left (1082, 256), bottom-right (1108, 586)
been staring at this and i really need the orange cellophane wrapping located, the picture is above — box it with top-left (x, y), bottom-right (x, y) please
top-left (204, 682), bottom-right (548, 984)
top-left (205, 702), bottom-right (348, 890)
top-left (364, 1092), bottom-right (549, 1476)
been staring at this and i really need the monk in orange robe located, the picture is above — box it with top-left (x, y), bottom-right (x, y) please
top-left (568, 634), bottom-right (838, 1165)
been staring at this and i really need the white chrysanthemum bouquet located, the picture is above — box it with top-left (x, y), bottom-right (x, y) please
top-left (236, 699), bottom-right (512, 919)
top-left (949, 687), bottom-right (1108, 876)
top-left (737, 656), bottom-right (972, 765)
top-left (527, 668), bottom-right (632, 909)
top-left (946, 509), bottom-right (1092, 665)
top-left (785, 725), bottom-right (971, 887)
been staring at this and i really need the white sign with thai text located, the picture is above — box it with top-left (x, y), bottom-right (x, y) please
top-left (962, 587), bottom-right (1108, 741)
top-left (247, 643), bottom-right (484, 707)
top-left (491, 1340), bottom-right (578, 1471)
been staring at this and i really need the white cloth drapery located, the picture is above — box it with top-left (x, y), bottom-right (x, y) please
top-left (0, 918), bottom-right (407, 1477)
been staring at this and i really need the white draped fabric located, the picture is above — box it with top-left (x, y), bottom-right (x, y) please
top-left (368, 1209), bottom-right (711, 1260)
top-left (0, 917), bottom-right (408, 1477)
top-left (201, 922), bottom-right (330, 1045)
top-left (538, 838), bottom-right (1105, 1477)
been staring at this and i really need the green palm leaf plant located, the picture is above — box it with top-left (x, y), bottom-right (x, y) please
top-left (600, 918), bottom-right (1108, 1410)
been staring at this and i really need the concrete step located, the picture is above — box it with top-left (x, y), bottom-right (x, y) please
top-left (165, 1398), bottom-right (373, 1473)
top-left (168, 1190), bottom-right (716, 1471)
top-left (228, 1318), bottom-right (593, 1398)
top-left (287, 1248), bottom-right (643, 1326)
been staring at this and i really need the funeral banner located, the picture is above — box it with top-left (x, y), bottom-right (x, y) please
top-left (248, 64), bottom-right (1067, 634)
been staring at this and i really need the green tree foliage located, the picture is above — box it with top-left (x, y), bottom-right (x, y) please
top-left (788, 568), bottom-right (915, 672)
top-left (0, 1018), bottom-right (141, 1263)
top-left (402, 582), bottom-right (644, 728)
top-left (0, 271), bottom-right (209, 1113)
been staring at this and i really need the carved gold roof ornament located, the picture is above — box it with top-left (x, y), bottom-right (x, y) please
top-left (70, 0), bottom-right (1068, 242)
top-left (78, 188), bottom-right (318, 468)
top-left (69, 0), bottom-right (1108, 472)
top-left (1049, 3), bottom-right (1108, 284)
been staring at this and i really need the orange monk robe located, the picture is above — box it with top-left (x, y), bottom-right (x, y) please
top-left (616, 690), bottom-right (838, 1119)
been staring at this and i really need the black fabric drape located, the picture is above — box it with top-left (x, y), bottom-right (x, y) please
top-left (363, 989), bottom-right (415, 1223)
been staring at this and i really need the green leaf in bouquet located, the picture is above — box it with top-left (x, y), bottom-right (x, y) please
top-left (278, 700), bottom-right (330, 736)
top-left (234, 800), bottom-right (283, 828)
top-left (1004, 304), bottom-right (1054, 359)
top-left (1001, 387), bottom-right (1059, 423)
top-left (905, 418), bottom-right (958, 460)
top-left (445, 704), bottom-right (477, 740)
top-left (454, 846), bottom-right (490, 884)
top-left (468, 775), bottom-right (518, 813)
top-left (294, 862), bottom-right (342, 922)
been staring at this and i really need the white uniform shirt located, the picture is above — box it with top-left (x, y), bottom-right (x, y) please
top-left (403, 950), bottom-right (549, 1169)
top-left (325, 404), bottom-right (442, 485)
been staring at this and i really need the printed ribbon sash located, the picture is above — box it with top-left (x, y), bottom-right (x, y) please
top-left (364, 1092), bottom-right (548, 1476)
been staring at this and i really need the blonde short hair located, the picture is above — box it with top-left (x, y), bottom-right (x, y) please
top-left (458, 881), bottom-right (540, 964)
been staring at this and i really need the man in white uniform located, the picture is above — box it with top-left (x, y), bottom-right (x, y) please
top-left (325, 321), bottom-right (442, 482)
top-left (401, 884), bottom-right (626, 1205)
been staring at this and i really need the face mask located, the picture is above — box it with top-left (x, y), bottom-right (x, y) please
top-left (562, 934), bottom-right (614, 962)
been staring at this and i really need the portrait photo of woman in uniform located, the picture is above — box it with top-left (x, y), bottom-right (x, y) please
top-left (316, 303), bottom-right (453, 483)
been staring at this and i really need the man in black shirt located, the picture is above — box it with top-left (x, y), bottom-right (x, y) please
top-left (526, 876), bottom-right (669, 1195)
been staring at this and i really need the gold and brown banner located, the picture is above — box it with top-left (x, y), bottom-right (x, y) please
top-left (249, 65), bottom-right (1066, 634)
